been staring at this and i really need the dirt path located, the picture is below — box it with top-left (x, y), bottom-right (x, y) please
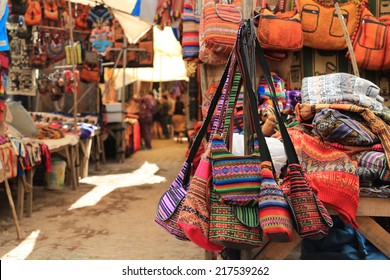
top-left (0, 139), bottom-right (205, 260)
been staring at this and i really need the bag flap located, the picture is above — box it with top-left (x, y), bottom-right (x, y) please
top-left (231, 205), bottom-right (259, 228)
top-left (156, 184), bottom-right (187, 221)
top-left (313, 192), bottom-right (334, 227)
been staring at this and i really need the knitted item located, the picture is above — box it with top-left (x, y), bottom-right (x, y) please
top-left (296, 103), bottom-right (390, 169)
top-left (258, 161), bottom-right (294, 242)
top-left (177, 157), bottom-right (223, 252)
top-left (288, 130), bottom-right (360, 229)
top-left (301, 73), bottom-right (383, 112)
top-left (313, 108), bottom-right (379, 146)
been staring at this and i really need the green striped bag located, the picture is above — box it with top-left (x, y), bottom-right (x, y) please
top-left (209, 190), bottom-right (263, 250)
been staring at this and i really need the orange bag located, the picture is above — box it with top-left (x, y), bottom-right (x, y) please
top-left (24, 0), bottom-right (42, 26)
top-left (44, 0), bottom-right (59, 21)
top-left (75, 5), bottom-right (90, 30)
top-left (352, 6), bottom-right (390, 71)
top-left (257, 0), bottom-right (303, 52)
top-left (201, 0), bottom-right (242, 64)
top-left (80, 63), bottom-right (100, 83)
top-left (299, 0), bottom-right (364, 50)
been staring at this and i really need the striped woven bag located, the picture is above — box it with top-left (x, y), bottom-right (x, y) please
top-left (254, 35), bottom-right (334, 239)
top-left (182, 0), bottom-right (200, 62)
top-left (155, 55), bottom-right (234, 240)
top-left (202, 0), bottom-right (242, 60)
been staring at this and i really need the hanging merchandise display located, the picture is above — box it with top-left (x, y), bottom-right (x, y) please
top-left (299, 0), bottom-right (365, 50)
top-left (75, 4), bottom-right (90, 30)
top-left (351, 3), bottom-right (390, 70)
top-left (43, 0), bottom-right (60, 21)
top-left (257, 0), bottom-right (303, 52)
top-left (199, 0), bottom-right (242, 65)
top-left (182, 0), bottom-right (200, 62)
top-left (24, 0), bottom-right (42, 26)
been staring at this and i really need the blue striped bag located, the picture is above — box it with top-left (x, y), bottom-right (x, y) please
top-left (182, 0), bottom-right (200, 61)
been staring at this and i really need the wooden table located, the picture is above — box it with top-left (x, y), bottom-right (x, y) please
top-left (246, 197), bottom-right (390, 260)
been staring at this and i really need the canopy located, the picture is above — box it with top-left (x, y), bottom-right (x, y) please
top-left (70, 0), bottom-right (188, 85)
top-left (113, 26), bottom-right (189, 88)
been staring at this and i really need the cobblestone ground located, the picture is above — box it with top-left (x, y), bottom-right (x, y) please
top-left (0, 139), bottom-right (205, 260)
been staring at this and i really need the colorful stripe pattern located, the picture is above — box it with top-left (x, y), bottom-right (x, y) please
top-left (282, 163), bottom-right (334, 239)
top-left (182, 1), bottom-right (200, 61)
top-left (258, 161), bottom-right (294, 242)
top-left (203, 0), bottom-right (242, 56)
top-left (211, 134), bottom-right (262, 207)
top-left (209, 190), bottom-right (263, 249)
top-left (154, 161), bottom-right (190, 241)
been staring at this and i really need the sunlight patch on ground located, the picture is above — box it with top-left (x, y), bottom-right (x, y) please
top-left (0, 230), bottom-right (40, 260)
top-left (68, 162), bottom-right (166, 210)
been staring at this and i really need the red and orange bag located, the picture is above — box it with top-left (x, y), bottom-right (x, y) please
top-left (257, 0), bottom-right (303, 52)
top-left (351, 5), bottom-right (390, 71)
top-left (44, 0), bottom-right (59, 21)
top-left (299, 0), bottom-right (364, 50)
top-left (24, 0), bottom-right (42, 26)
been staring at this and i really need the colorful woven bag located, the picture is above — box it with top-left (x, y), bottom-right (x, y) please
top-left (182, 0), bottom-right (200, 62)
top-left (351, 4), bottom-right (390, 71)
top-left (253, 37), bottom-right (334, 239)
top-left (177, 154), bottom-right (223, 251)
top-left (299, 0), bottom-right (364, 50)
top-left (257, 0), bottom-right (303, 52)
top-left (155, 55), bottom-right (234, 241)
top-left (201, 0), bottom-right (242, 64)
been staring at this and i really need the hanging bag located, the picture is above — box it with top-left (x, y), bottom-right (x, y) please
top-left (24, 0), bottom-right (42, 26)
top-left (154, 55), bottom-right (234, 241)
top-left (44, 0), bottom-right (59, 21)
top-left (253, 36), bottom-right (334, 239)
top-left (182, 0), bottom-right (200, 62)
top-left (257, 0), bottom-right (303, 52)
top-left (299, 0), bottom-right (364, 50)
top-left (351, 4), bottom-right (390, 71)
top-left (200, 0), bottom-right (242, 65)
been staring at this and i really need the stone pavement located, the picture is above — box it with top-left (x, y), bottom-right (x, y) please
top-left (0, 138), bottom-right (205, 260)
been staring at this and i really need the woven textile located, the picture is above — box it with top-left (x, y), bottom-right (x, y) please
top-left (282, 163), bottom-right (333, 239)
top-left (178, 156), bottom-right (223, 251)
top-left (209, 190), bottom-right (263, 249)
top-left (296, 103), bottom-right (390, 170)
top-left (155, 162), bottom-right (190, 241)
top-left (313, 108), bottom-right (379, 146)
top-left (203, 0), bottom-right (242, 57)
top-left (211, 134), bottom-right (262, 207)
top-left (301, 73), bottom-right (383, 112)
top-left (351, 151), bottom-right (390, 182)
top-left (182, 1), bottom-right (200, 61)
top-left (287, 130), bottom-right (360, 229)
top-left (258, 161), bottom-right (294, 241)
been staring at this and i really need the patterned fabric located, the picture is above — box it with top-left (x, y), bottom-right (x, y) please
top-left (288, 130), bottom-right (360, 229)
top-left (296, 103), bottom-right (390, 170)
top-left (155, 161), bottom-right (190, 241)
top-left (351, 151), bottom-right (390, 183)
top-left (258, 161), bottom-right (294, 242)
top-left (211, 133), bottom-right (262, 207)
top-left (177, 156), bottom-right (223, 251)
top-left (209, 190), bottom-right (263, 250)
top-left (301, 73), bottom-right (383, 112)
top-left (282, 163), bottom-right (333, 239)
top-left (313, 108), bottom-right (379, 146)
top-left (182, 1), bottom-right (200, 61)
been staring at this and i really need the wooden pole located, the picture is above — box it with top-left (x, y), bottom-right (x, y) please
top-left (0, 156), bottom-right (22, 240)
top-left (334, 1), bottom-right (360, 77)
top-left (67, 0), bottom-right (78, 130)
